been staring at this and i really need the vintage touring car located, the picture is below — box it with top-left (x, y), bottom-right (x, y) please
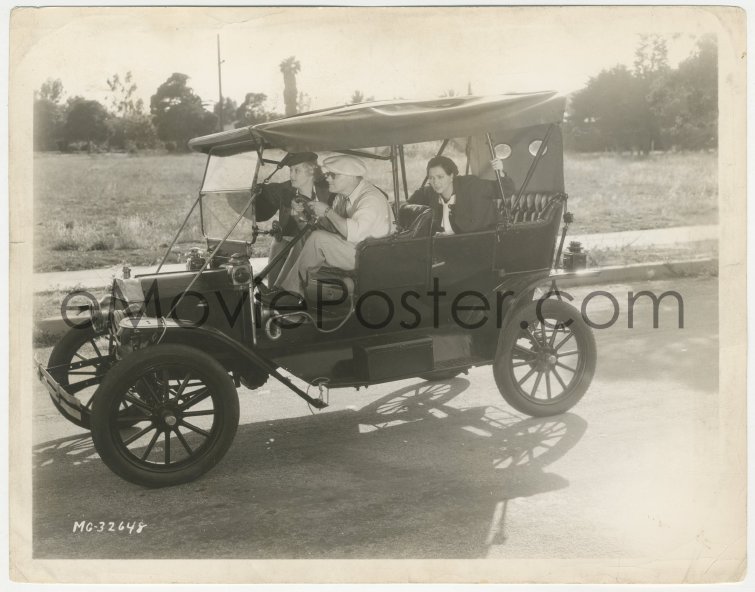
top-left (38, 91), bottom-right (596, 487)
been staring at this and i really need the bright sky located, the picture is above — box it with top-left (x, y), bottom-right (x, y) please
top-left (19, 6), bottom-right (719, 113)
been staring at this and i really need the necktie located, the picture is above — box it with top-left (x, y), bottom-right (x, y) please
top-left (440, 194), bottom-right (456, 234)
top-left (333, 194), bottom-right (349, 218)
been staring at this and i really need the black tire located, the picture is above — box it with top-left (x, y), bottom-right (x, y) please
top-left (47, 326), bottom-right (115, 429)
top-left (494, 300), bottom-right (596, 417)
top-left (90, 344), bottom-right (240, 488)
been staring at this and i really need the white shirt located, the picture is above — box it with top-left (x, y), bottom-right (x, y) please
top-left (439, 193), bottom-right (456, 235)
top-left (334, 180), bottom-right (394, 243)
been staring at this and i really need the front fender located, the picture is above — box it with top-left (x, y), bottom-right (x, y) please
top-left (116, 316), bottom-right (327, 408)
top-left (117, 317), bottom-right (265, 369)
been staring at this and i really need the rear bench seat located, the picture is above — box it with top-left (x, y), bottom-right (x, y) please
top-left (508, 192), bottom-right (566, 223)
top-left (306, 193), bottom-right (567, 300)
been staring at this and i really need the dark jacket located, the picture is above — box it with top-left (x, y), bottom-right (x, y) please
top-left (408, 175), bottom-right (515, 234)
top-left (256, 179), bottom-right (333, 237)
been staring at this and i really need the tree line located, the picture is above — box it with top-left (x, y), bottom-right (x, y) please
top-left (33, 56), bottom-right (305, 153)
top-left (34, 35), bottom-right (717, 154)
top-left (565, 34), bottom-right (717, 152)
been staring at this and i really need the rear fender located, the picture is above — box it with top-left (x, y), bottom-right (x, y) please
top-left (493, 271), bottom-right (586, 356)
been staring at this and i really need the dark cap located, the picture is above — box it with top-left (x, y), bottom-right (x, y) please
top-left (280, 152), bottom-right (318, 167)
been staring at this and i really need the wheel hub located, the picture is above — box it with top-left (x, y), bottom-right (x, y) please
top-left (159, 408), bottom-right (179, 428)
top-left (533, 347), bottom-right (558, 370)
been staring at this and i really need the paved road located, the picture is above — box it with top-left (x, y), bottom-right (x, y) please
top-left (31, 277), bottom-right (728, 563)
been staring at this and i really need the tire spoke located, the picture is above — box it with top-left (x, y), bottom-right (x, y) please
top-left (512, 361), bottom-right (533, 368)
top-left (124, 392), bottom-right (154, 413)
top-left (174, 372), bottom-right (193, 401)
top-left (548, 322), bottom-right (559, 347)
top-left (89, 339), bottom-right (102, 358)
top-left (558, 350), bottom-right (579, 358)
top-left (140, 430), bottom-right (161, 461)
top-left (545, 371), bottom-right (552, 399)
top-left (162, 369), bottom-right (171, 403)
top-left (554, 332), bottom-right (574, 351)
top-left (69, 358), bottom-right (104, 370)
top-left (122, 424), bottom-right (155, 446)
top-left (164, 431), bottom-right (171, 465)
top-left (552, 367), bottom-right (568, 391)
top-left (178, 388), bottom-right (211, 411)
top-left (178, 419), bottom-right (210, 438)
top-left (115, 405), bottom-right (148, 423)
top-left (556, 361), bottom-right (576, 373)
top-left (67, 377), bottom-right (102, 392)
top-left (516, 366), bottom-right (537, 387)
top-left (524, 327), bottom-right (541, 349)
top-left (174, 428), bottom-right (194, 455)
top-left (530, 370), bottom-right (544, 398)
top-left (138, 376), bottom-right (161, 406)
top-left (182, 409), bottom-right (215, 417)
top-left (512, 344), bottom-right (536, 359)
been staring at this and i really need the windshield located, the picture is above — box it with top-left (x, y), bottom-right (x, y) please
top-left (202, 191), bottom-right (259, 241)
top-left (200, 149), bottom-right (260, 240)
top-left (202, 149), bottom-right (258, 192)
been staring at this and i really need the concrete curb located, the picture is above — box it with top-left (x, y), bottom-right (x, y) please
top-left (551, 258), bottom-right (718, 287)
top-left (35, 258), bottom-right (717, 343)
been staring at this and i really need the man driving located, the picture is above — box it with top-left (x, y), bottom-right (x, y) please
top-left (263, 154), bottom-right (393, 307)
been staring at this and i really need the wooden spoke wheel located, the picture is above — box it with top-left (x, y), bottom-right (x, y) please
top-left (46, 326), bottom-right (115, 429)
top-left (494, 300), bottom-right (596, 417)
top-left (90, 344), bottom-right (239, 488)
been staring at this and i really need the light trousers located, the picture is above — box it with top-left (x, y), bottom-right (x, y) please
top-left (277, 230), bottom-right (357, 296)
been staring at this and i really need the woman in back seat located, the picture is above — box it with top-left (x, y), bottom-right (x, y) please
top-left (408, 156), bottom-right (514, 234)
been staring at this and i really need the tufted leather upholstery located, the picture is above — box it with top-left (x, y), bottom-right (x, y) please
top-left (506, 192), bottom-right (565, 224)
top-left (395, 203), bottom-right (433, 239)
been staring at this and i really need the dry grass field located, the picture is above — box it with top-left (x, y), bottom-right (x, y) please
top-left (565, 151), bottom-right (718, 234)
top-left (33, 149), bottom-right (717, 272)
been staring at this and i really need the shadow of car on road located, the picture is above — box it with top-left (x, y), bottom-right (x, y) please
top-left (33, 378), bottom-right (588, 559)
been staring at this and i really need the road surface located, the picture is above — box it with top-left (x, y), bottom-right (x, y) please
top-left (31, 276), bottom-right (731, 564)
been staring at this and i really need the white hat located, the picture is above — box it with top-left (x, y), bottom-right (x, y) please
top-left (322, 154), bottom-right (367, 176)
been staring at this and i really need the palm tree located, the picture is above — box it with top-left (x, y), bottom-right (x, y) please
top-left (279, 56), bottom-right (301, 117)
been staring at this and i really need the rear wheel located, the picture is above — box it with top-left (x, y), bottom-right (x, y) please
top-left (90, 344), bottom-right (239, 488)
top-left (494, 300), bottom-right (596, 417)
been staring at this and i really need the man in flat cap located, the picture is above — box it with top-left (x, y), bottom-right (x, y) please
top-left (254, 152), bottom-right (333, 285)
top-left (268, 154), bottom-right (394, 304)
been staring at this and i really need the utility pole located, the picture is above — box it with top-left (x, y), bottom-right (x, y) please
top-left (217, 34), bottom-right (224, 131)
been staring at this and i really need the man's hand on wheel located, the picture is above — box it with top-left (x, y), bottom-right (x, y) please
top-left (308, 201), bottom-right (331, 219)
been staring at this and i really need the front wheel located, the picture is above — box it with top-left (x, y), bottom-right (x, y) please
top-left (47, 325), bottom-right (115, 429)
top-left (90, 344), bottom-right (240, 488)
top-left (494, 300), bottom-right (596, 417)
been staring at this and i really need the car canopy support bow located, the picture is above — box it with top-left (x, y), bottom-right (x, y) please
top-left (515, 124), bottom-right (556, 201)
top-left (486, 132), bottom-right (512, 227)
top-left (155, 193), bottom-right (202, 274)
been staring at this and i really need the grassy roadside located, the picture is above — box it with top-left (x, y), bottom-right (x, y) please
top-left (33, 150), bottom-right (717, 273)
top-left (585, 239), bottom-right (717, 268)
